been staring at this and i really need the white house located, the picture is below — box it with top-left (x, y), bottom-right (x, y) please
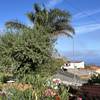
top-left (96, 69), bottom-right (100, 74)
top-left (61, 61), bottom-right (85, 69)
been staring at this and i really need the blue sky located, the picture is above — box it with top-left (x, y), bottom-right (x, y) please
top-left (0, 0), bottom-right (100, 65)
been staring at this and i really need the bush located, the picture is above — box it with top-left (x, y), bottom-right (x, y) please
top-left (1, 88), bottom-right (34, 100)
top-left (88, 74), bottom-right (100, 84)
top-left (42, 79), bottom-right (70, 100)
top-left (0, 74), bottom-right (9, 83)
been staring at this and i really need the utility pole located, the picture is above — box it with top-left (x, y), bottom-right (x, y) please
top-left (72, 37), bottom-right (76, 86)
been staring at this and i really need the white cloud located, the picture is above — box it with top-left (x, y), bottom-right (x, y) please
top-left (75, 23), bottom-right (100, 34)
top-left (73, 9), bottom-right (100, 19)
top-left (46, 0), bottom-right (63, 9)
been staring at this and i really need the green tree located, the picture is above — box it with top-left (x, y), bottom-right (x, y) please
top-left (5, 3), bottom-right (74, 36)
top-left (0, 3), bottom-right (74, 79)
top-left (0, 33), bottom-right (17, 72)
top-left (0, 3), bottom-right (74, 99)
top-left (0, 27), bottom-right (53, 78)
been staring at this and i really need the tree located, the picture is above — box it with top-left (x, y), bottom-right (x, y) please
top-left (0, 33), bottom-right (17, 72)
top-left (0, 27), bottom-right (53, 78)
top-left (0, 3), bottom-right (74, 79)
top-left (5, 3), bottom-right (74, 37)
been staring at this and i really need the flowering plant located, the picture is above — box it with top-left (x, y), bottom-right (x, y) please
top-left (43, 78), bottom-right (69, 100)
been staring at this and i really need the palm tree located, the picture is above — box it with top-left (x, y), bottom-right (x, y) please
top-left (5, 3), bottom-right (74, 36)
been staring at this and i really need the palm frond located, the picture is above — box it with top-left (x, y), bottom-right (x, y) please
top-left (49, 9), bottom-right (71, 22)
top-left (5, 4), bottom-right (74, 37)
top-left (34, 3), bottom-right (42, 13)
top-left (5, 20), bottom-right (28, 29)
top-left (27, 12), bottom-right (35, 23)
top-left (48, 9), bottom-right (74, 37)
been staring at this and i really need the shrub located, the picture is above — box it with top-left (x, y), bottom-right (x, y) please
top-left (0, 74), bottom-right (9, 83)
top-left (3, 88), bottom-right (34, 100)
top-left (42, 79), bottom-right (70, 100)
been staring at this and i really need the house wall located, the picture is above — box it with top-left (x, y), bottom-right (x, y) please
top-left (70, 62), bottom-right (85, 69)
top-left (61, 61), bottom-right (85, 69)
top-left (96, 69), bottom-right (100, 74)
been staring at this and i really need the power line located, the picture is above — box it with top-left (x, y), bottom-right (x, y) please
top-left (65, 0), bottom-right (100, 53)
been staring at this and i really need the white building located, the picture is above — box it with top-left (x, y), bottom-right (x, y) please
top-left (61, 61), bottom-right (85, 69)
top-left (96, 69), bottom-right (100, 74)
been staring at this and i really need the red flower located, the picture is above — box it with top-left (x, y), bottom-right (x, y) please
top-left (55, 95), bottom-right (60, 100)
top-left (53, 79), bottom-right (61, 84)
